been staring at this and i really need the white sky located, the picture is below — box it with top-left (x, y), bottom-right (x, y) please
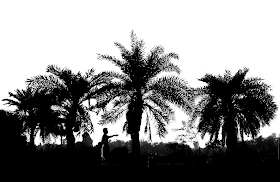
top-left (0, 0), bottom-right (279, 148)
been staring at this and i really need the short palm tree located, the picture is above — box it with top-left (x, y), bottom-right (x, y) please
top-left (96, 30), bottom-right (194, 160)
top-left (35, 92), bottom-right (65, 145)
top-left (192, 68), bottom-right (278, 153)
top-left (3, 87), bottom-right (43, 148)
top-left (26, 65), bottom-right (110, 150)
top-left (3, 85), bottom-right (65, 146)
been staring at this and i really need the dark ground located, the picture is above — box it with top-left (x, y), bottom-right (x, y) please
top-left (2, 147), bottom-right (279, 182)
top-left (4, 159), bottom-right (279, 182)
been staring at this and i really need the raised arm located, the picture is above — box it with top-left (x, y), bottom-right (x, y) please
top-left (108, 134), bottom-right (118, 138)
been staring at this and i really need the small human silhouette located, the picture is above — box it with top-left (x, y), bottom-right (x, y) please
top-left (82, 132), bottom-right (93, 147)
top-left (100, 128), bottom-right (118, 165)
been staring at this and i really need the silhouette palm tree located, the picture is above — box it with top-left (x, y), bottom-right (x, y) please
top-left (192, 68), bottom-right (277, 154)
top-left (96, 30), bottom-right (194, 161)
top-left (34, 86), bottom-right (67, 145)
top-left (26, 65), bottom-right (110, 150)
top-left (36, 103), bottom-right (65, 145)
top-left (3, 87), bottom-right (43, 148)
top-left (3, 86), bottom-right (65, 147)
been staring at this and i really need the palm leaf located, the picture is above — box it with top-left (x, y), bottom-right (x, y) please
top-left (147, 76), bottom-right (194, 114)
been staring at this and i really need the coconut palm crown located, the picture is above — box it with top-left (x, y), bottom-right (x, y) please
top-left (192, 68), bottom-right (278, 151)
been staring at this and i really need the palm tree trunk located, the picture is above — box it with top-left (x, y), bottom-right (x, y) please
top-left (66, 105), bottom-right (78, 151)
top-left (30, 126), bottom-right (36, 148)
top-left (225, 117), bottom-right (238, 151)
top-left (127, 90), bottom-right (143, 166)
top-left (226, 133), bottom-right (238, 151)
top-left (131, 132), bottom-right (141, 165)
top-left (130, 109), bottom-right (143, 166)
top-left (225, 114), bottom-right (238, 162)
top-left (65, 122), bottom-right (75, 150)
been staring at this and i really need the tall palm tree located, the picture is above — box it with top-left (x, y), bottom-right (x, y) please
top-left (192, 68), bottom-right (277, 153)
top-left (96, 30), bottom-right (194, 160)
top-left (26, 65), bottom-right (110, 150)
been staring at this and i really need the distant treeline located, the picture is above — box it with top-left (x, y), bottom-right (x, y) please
top-left (9, 133), bottom-right (278, 167)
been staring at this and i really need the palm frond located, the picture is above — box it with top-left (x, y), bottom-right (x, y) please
top-left (144, 109), bottom-right (152, 142)
top-left (75, 106), bottom-right (94, 138)
top-left (147, 75), bottom-right (195, 114)
top-left (230, 67), bottom-right (249, 86)
top-left (122, 120), bottom-right (130, 137)
top-left (147, 45), bottom-right (165, 58)
top-left (114, 42), bottom-right (131, 59)
top-left (84, 68), bottom-right (96, 79)
top-left (197, 98), bottom-right (224, 141)
top-left (144, 47), bottom-right (180, 81)
top-left (98, 71), bottom-right (131, 83)
top-left (159, 62), bottom-right (181, 74)
top-left (46, 64), bottom-right (63, 76)
top-left (97, 54), bottom-right (128, 71)
top-left (144, 92), bottom-right (176, 121)
top-left (98, 102), bottom-right (128, 126)
top-left (130, 30), bottom-right (145, 55)
top-left (190, 95), bottom-right (209, 124)
top-left (2, 98), bottom-right (20, 107)
top-left (144, 104), bottom-right (170, 138)
top-left (93, 81), bottom-right (131, 111)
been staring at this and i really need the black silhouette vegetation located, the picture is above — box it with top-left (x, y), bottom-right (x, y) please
top-left (1, 31), bottom-right (279, 181)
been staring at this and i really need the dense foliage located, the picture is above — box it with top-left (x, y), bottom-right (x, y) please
top-left (192, 68), bottom-right (278, 152)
